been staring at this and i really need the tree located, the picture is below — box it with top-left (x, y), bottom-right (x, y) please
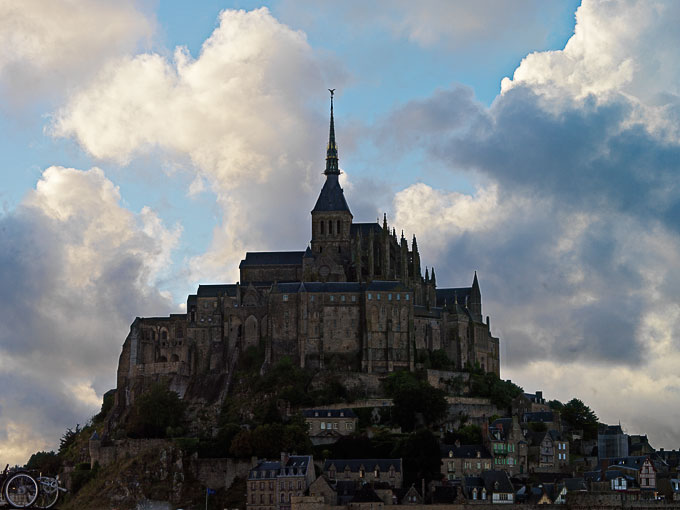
top-left (59, 424), bottom-right (81, 455)
top-left (392, 429), bottom-right (441, 486)
top-left (126, 383), bottom-right (185, 438)
top-left (384, 372), bottom-right (447, 431)
top-left (25, 451), bottom-right (60, 474)
top-left (468, 371), bottom-right (523, 410)
top-left (561, 398), bottom-right (599, 439)
top-left (443, 424), bottom-right (482, 445)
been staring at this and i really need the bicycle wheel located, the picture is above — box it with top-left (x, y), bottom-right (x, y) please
top-left (34, 476), bottom-right (60, 509)
top-left (3, 472), bottom-right (39, 508)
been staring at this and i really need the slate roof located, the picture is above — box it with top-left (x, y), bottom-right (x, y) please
top-left (302, 408), bottom-right (357, 418)
top-left (275, 282), bottom-right (364, 294)
top-left (413, 306), bottom-right (443, 319)
top-left (351, 485), bottom-right (383, 503)
top-left (431, 485), bottom-right (462, 504)
top-left (523, 411), bottom-right (555, 423)
top-left (312, 179), bottom-right (351, 213)
top-left (482, 470), bottom-right (514, 493)
top-left (336, 481), bottom-right (358, 505)
top-left (601, 456), bottom-right (649, 470)
top-left (324, 459), bottom-right (402, 473)
top-left (436, 287), bottom-right (472, 307)
top-left (239, 251), bottom-right (304, 268)
top-left (563, 478), bottom-right (587, 492)
top-left (196, 284), bottom-right (237, 297)
top-left (350, 223), bottom-right (383, 237)
top-left (366, 281), bottom-right (408, 291)
top-left (440, 444), bottom-right (492, 459)
top-left (249, 455), bottom-right (312, 479)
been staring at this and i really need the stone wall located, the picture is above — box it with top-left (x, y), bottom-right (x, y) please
top-left (290, 499), bottom-right (680, 510)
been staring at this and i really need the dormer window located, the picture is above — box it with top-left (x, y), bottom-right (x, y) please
top-left (449, 451), bottom-right (453, 458)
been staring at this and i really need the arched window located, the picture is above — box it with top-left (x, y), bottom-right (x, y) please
top-left (320, 221), bottom-right (325, 235)
top-left (328, 220), bottom-right (333, 235)
top-left (170, 354), bottom-right (179, 362)
top-left (337, 220), bottom-right (341, 235)
top-left (161, 330), bottom-right (167, 340)
top-left (151, 330), bottom-right (156, 341)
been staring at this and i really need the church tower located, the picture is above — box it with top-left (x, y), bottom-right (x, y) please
top-left (310, 91), bottom-right (353, 266)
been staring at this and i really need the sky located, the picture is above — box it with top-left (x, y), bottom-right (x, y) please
top-left (1, 0), bottom-right (680, 465)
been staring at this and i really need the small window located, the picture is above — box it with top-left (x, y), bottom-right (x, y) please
top-left (330, 295), bottom-right (335, 302)
top-left (337, 220), bottom-right (341, 235)
top-left (328, 220), bottom-right (333, 235)
top-left (320, 221), bottom-right (325, 235)
top-left (377, 293), bottom-right (381, 300)
top-left (341, 295), bottom-right (345, 302)
top-left (310, 295), bottom-right (314, 302)
top-left (367, 293), bottom-right (372, 300)
top-left (283, 294), bottom-right (288, 302)
top-left (388, 293), bottom-right (392, 301)
top-left (396, 293), bottom-right (400, 300)
top-left (351, 295), bottom-right (356, 302)
top-left (405, 294), bottom-right (410, 301)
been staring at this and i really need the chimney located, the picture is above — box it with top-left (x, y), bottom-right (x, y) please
top-left (536, 391), bottom-right (543, 403)
top-left (281, 452), bottom-right (290, 466)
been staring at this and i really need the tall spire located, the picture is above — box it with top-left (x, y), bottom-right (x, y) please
top-left (325, 89), bottom-right (339, 176)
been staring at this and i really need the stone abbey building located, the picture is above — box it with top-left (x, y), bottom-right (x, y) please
top-left (116, 95), bottom-right (500, 402)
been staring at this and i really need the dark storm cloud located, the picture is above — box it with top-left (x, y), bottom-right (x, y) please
top-left (382, 79), bottom-right (680, 369)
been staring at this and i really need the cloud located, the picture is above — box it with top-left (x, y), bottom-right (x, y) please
top-left (381, 0), bottom-right (680, 445)
top-left (0, 0), bottom-right (153, 109)
top-left (0, 166), bottom-right (179, 465)
top-left (280, 0), bottom-right (567, 52)
top-left (52, 7), bottom-right (349, 283)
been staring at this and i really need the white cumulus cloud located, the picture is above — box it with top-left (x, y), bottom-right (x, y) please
top-left (0, 166), bottom-right (179, 465)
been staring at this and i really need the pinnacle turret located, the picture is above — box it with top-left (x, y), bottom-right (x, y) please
top-left (325, 89), bottom-right (339, 176)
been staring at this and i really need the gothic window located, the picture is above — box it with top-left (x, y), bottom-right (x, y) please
top-left (171, 354), bottom-right (179, 362)
top-left (320, 221), bottom-right (325, 235)
top-left (337, 220), bottom-right (341, 235)
top-left (161, 330), bottom-right (167, 340)
top-left (328, 220), bottom-right (333, 235)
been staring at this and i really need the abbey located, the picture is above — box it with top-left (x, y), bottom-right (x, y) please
top-left (116, 96), bottom-right (499, 401)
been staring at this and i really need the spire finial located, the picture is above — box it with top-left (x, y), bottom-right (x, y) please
top-left (325, 89), bottom-right (339, 176)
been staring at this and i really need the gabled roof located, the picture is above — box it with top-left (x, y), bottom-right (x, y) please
top-left (436, 287), bottom-right (471, 307)
top-left (440, 444), bottom-right (492, 459)
top-left (523, 411), bottom-right (555, 423)
top-left (312, 179), bottom-right (351, 213)
top-left (350, 223), bottom-right (382, 237)
top-left (324, 459), bottom-right (402, 473)
top-left (197, 284), bottom-right (237, 297)
top-left (366, 281), bottom-right (408, 291)
top-left (239, 251), bottom-right (304, 268)
top-left (482, 470), bottom-right (514, 493)
top-left (563, 478), bottom-right (587, 492)
top-left (351, 485), bottom-right (383, 503)
top-left (302, 408), bottom-right (357, 418)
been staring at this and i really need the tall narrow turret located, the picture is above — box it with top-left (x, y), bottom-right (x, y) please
top-left (310, 90), bottom-right (353, 266)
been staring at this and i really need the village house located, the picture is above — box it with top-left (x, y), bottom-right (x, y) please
top-left (247, 454), bottom-right (316, 510)
top-left (302, 408), bottom-right (358, 444)
top-left (323, 459), bottom-right (403, 489)
top-left (439, 442), bottom-right (493, 480)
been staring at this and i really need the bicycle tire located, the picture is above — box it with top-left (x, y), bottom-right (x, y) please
top-left (3, 471), bottom-right (39, 508)
top-left (34, 476), bottom-right (60, 509)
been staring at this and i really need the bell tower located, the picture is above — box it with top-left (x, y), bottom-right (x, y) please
top-left (310, 90), bottom-right (353, 260)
